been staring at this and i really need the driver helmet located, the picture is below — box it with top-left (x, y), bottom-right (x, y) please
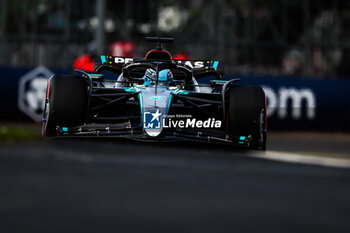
top-left (143, 69), bottom-right (173, 86)
top-left (143, 68), bottom-right (156, 85)
top-left (158, 69), bottom-right (173, 84)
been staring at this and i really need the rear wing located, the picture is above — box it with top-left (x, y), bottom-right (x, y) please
top-left (95, 55), bottom-right (223, 72)
top-left (94, 56), bottom-right (133, 69)
top-left (173, 59), bottom-right (223, 71)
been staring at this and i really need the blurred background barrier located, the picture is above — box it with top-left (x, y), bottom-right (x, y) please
top-left (1, 0), bottom-right (350, 79)
top-left (228, 75), bottom-right (350, 131)
top-left (0, 66), bottom-right (72, 121)
top-left (1, 65), bottom-right (349, 131)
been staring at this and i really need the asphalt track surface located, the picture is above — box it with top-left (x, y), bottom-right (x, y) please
top-left (1, 133), bottom-right (350, 233)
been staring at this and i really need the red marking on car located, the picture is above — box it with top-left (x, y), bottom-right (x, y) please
top-left (145, 50), bottom-right (172, 60)
top-left (46, 78), bottom-right (51, 99)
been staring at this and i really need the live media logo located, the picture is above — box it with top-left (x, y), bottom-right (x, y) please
top-left (144, 110), bottom-right (161, 129)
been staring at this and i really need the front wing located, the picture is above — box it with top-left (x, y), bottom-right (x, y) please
top-left (54, 123), bottom-right (254, 147)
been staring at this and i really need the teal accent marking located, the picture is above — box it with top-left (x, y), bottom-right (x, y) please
top-left (62, 127), bottom-right (68, 132)
top-left (100, 55), bottom-right (107, 64)
top-left (124, 86), bottom-right (140, 93)
top-left (213, 80), bottom-right (227, 83)
top-left (124, 88), bottom-right (137, 93)
top-left (239, 136), bottom-right (246, 141)
top-left (88, 74), bottom-right (104, 77)
top-left (239, 141), bottom-right (244, 144)
top-left (166, 94), bottom-right (173, 115)
top-left (173, 89), bottom-right (190, 95)
top-left (63, 133), bottom-right (69, 135)
top-left (148, 96), bottom-right (163, 100)
top-left (213, 61), bottom-right (219, 69)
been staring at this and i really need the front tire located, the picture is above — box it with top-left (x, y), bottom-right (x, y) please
top-left (227, 85), bottom-right (267, 150)
top-left (42, 74), bottom-right (88, 136)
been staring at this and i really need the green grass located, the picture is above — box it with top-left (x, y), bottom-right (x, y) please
top-left (0, 126), bottom-right (41, 142)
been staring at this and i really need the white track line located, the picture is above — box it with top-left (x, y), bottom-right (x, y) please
top-left (250, 151), bottom-right (350, 169)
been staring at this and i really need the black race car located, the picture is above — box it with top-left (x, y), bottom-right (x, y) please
top-left (42, 37), bottom-right (267, 150)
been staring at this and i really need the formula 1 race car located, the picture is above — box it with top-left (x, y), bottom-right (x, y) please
top-left (42, 37), bottom-right (267, 150)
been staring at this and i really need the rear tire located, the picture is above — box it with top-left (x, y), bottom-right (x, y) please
top-left (42, 75), bottom-right (88, 136)
top-left (227, 86), bottom-right (267, 150)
